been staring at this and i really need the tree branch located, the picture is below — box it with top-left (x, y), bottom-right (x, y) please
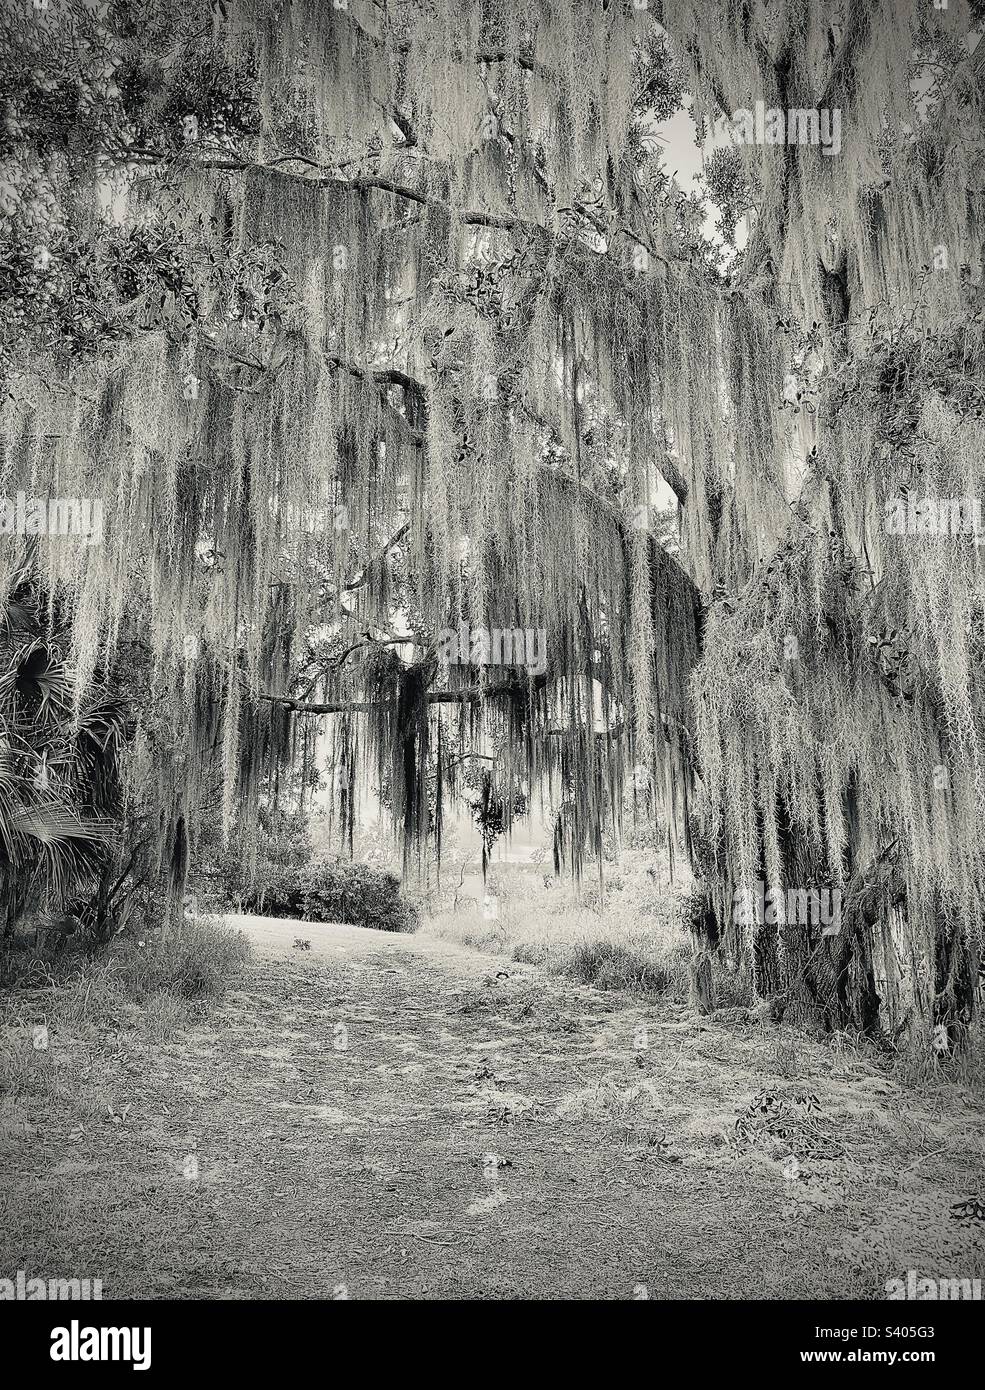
top-left (256, 674), bottom-right (547, 716)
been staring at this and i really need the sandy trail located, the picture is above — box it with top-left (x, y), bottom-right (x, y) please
top-left (3, 915), bottom-right (982, 1300)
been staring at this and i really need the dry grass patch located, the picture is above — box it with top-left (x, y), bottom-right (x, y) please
top-left (428, 866), bottom-right (691, 1002)
top-left (1, 917), bottom-right (251, 1100)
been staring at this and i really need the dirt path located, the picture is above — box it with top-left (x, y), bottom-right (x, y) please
top-left (3, 917), bottom-right (984, 1300)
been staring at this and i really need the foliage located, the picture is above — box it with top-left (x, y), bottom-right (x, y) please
top-left (0, 914), bottom-right (251, 1037)
top-left (3, 0), bottom-right (985, 1054)
top-left (429, 856), bottom-right (690, 999)
top-left (0, 1), bottom-right (254, 376)
top-left (233, 857), bottom-right (419, 934)
top-left (465, 769), bottom-right (527, 876)
top-left (193, 804), bottom-right (417, 932)
top-left (0, 552), bottom-right (125, 933)
top-left (195, 802), bottom-right (312, 894)
top-left (1, 0), bottom-right (702, 878)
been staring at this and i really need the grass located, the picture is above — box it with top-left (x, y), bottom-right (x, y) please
top-left (0, 915), bottom-right (252, 1299)
top-left (421, 860), bottom-right (985, 1294)
top-left (427, 859), bottom-right (985, 1087)
top-left (428, 856), bottom-right (695, 1001)
top-left (0, 916), bottom-right (252, 1094)
top-left (428, 856), bottom-right (753, 1009)
top-left (1, 909), bottom-right (983, 1299)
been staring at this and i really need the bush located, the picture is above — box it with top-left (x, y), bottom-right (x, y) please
top-left (237, 858), bottom-right (418, 933)
top-left (567, 938), bottom-right (688, 995)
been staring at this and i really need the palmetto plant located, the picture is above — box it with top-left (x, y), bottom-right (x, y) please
top-left (0, 554), bottom-right (126, 938)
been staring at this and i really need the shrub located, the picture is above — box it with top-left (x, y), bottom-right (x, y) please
top-left (237, 858), bottom-right (418, 933)
top-left (567, 938), bottom-right (688, 996)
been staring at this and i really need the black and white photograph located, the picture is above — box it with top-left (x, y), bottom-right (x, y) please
top-left (1, 0), bottom-right (984, 1352)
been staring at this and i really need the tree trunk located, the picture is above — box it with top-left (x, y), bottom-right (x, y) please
top-left (689, 949), bottom-right (715, 1014)
top-left (932, 893), bottom-right (977, 1056)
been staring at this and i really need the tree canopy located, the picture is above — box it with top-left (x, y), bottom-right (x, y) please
top-left (2, 0), bottom-right (984, 1053)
